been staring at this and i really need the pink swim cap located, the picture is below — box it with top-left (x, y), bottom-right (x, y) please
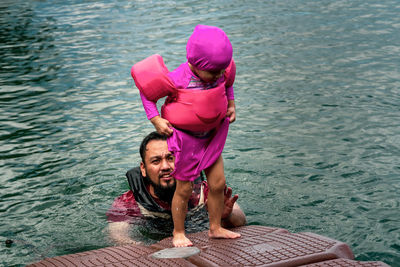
top-left (186, 25), bottom-right (232, 71)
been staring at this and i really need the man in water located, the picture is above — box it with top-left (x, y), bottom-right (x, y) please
top-left (107, 132), bottom-right (246, 245)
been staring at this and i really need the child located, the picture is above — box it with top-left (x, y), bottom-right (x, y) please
top-left (132, 25), bottom-right (241, 247)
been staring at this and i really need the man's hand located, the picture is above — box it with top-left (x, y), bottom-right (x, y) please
top-left (150, 116), bottom-right (173, 136)
top-left (221, 185), bottom-right (239, 219)
top-left (205, 184), bottom-right (246, 227)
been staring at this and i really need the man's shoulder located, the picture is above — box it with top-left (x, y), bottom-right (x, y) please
top-left (106, 190), bottom-right (142, 222)
top-left (126, 166), bottom-right (141, 178)
top-left (115, 190), bottom-right (137, 206)
top-left (126, 166), bottom-right (142, 192)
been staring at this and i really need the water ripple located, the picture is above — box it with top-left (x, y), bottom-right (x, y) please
top-left (1, 0), bottom-right (400, 266)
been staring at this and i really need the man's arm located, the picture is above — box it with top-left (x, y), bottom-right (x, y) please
top-left (222, 202), bottom-right (246, 228)
top-left (219, 185), bottom-right (247, 228)
top-left (106, 191), bottom-right (142, 246)
top-left (108, 221), bottom-right (140, 245)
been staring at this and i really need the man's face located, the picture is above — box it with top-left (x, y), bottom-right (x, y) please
top-left (140, 139), bottom-right (175, 191)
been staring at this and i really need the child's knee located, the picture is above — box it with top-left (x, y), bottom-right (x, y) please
top-left (176, 181), bottom-right (193, 199)
top-left (208, 176), bottom-right (226, 192)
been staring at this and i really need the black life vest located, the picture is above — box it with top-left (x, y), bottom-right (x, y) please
top-left (125, 167), bottom-right (205, 216)
top-left (126, 167), bottom-right (168, 214)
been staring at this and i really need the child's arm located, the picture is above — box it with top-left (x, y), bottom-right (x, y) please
top-left (226, 99), bottom-right (236, 123)
top-left (225, 84), bottom-right (236, 123)
top-left (140, 92), bottom-right (173, 136)
top-left (140, 92), bottom-right (159, 119)
top-left (150, 116), bottom-right (173, 136)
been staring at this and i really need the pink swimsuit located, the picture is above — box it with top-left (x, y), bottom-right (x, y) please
top-left (132, 25), bottom-right (235, 181)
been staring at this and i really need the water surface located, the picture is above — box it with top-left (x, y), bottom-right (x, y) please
top-left (1, 0), bottom-right (399, 266)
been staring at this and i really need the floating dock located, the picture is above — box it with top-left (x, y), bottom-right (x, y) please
top-left (28, 225), bottom-right (389, 266)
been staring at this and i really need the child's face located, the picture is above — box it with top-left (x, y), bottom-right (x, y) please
top-left (190, 64), bottom-right (225, 83)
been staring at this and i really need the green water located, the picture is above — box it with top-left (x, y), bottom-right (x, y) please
top-left (1, 0), bottom-right (399, 266)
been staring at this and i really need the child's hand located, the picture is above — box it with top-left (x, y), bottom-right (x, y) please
top-left (226, 100), bottom-right (236, 123)
top-left (150, 116), bottom-right (173, 136)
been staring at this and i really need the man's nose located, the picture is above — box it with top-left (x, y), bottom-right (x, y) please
top-left (160, 158), bottom-right (171, 170)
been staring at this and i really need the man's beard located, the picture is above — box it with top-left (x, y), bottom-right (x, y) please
top-left (144, 175), bottom-right (176, 203)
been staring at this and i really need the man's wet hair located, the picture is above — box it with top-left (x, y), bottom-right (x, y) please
top-left (139, 131), bottom-right (168, 163)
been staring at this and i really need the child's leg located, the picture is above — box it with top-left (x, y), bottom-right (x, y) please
top-left (172, 179), bottom-right (193, 247)
top-left (205, 155), bottom-right (241, 239)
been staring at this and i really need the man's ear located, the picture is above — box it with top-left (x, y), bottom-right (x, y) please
top-left (140, 162), bottom-right (146, 177)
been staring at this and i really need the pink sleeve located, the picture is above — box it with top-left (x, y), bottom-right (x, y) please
top-left (140, 91), bottom-right (160, 120)
top-left (226, 85), bottom-right (234, 100)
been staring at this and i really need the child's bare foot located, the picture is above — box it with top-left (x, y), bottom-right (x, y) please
top-left (173, 232), bottom-right (193, 247)
top-left (209, 227), bottom-right (241, 239)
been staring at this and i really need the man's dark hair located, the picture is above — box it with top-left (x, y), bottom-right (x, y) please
top-left (139, 131), bottom-right (168, 163)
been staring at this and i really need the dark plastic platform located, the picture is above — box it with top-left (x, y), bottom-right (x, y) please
top-left (301, 258), bottom-right (391, 266)
top-left (27, 245), bottom-right (195, 267)
top-left (27, 225), bottom-right (390, 267)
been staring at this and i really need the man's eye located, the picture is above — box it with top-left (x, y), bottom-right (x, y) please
top-left (168, 156), bottom-right (174, 161)
top-left (152, 159), bottom-right (160, 164)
